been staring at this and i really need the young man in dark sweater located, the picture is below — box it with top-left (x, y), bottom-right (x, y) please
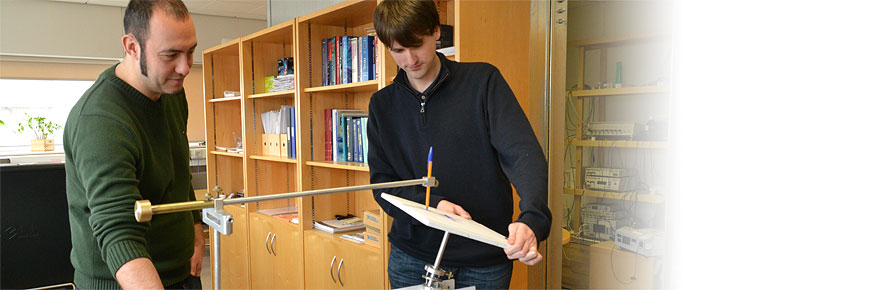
top-left (369, 0), bottom-right (552, 288)
top-left (64, 0), bottom-right (202, 289)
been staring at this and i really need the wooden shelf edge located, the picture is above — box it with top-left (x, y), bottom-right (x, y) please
top-left (210, 151), bottom-right (244, 158)
top-left (568, 33), bottom-right (668, 48)
top-left (562, 188), bottom-right (664, 203)
top-left (208, 96), bottom-right (242, 103)
top-left (250, 155), bottom-right (298, 164)
top-left (571, 140), bottom-right (669, 149)
top-left (571, 86), bottom-right (669, 97)
top-left (242, 19), bottom-right (295, 42)
top-left (305, 160), bottom-right (369, 172)
top-left (203, 38), bottom-right (240, 54)
top-left (303, 80), bottom-right (379, 93)
top-left (248, 90), bottom-right (295, 99)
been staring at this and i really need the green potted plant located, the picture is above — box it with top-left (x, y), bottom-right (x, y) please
top-left (17, 113), bottom-right (62, 152)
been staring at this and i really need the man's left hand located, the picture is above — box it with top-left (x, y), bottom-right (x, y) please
top-left (504, 222), bottom-right (543, 266)
top-left (191, 222), bottom-right (204, 276)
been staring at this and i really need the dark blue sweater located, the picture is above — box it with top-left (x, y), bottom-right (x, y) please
top-left (368, 53), bottom-right (551, 267)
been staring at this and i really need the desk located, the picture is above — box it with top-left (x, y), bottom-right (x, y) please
top-left (589, 241), bottom-right (660, 289)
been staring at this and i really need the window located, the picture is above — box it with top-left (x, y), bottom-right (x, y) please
top-left (0, 79), bottom-right (93, 152)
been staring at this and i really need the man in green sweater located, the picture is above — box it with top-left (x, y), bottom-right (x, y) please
top-left (64, 0), bottom-right (203, 289)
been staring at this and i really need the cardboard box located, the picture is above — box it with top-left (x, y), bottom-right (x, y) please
top-left (364, 231), bottom-right (381, 248)
top-left (262, 134), bottom-right (281, 156)
top-left (363, 209), bottom-right (381, 233)
top-left (280, 134), bottom-right (288, 157)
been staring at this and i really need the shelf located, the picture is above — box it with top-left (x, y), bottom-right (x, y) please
top-left (248, 90), bottom-right (295, 99)
top-left (210, 151), bottom-right (244, 158)
top-left (568, 33), bottom-right (668, 48)
top-left (305, 229), bottom-right (381, 254)
top-left (563, 188), bottom-right (664, 203)
top-left (250, 155), bottom-right (298, 164)
top-left (203, 38), bottom-right (240, 54)
top-left (571, 140), bottom-right (668, 149)
top-left (305, 160), bottom-right (369, 172)
top-left (571, 86), bottom-right (669, 98)
top-left (208, 96), bottom-right (242, 103)
top-left (303, 80), bottom-right (379, 93)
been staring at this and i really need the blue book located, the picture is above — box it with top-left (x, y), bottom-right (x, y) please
top-left (328, 37), bottom-right (336, 86)
top-left (322, 38), bottom-right (329, 86)
top-left (362, 117), bottom-right (368, 163)
top-left (363, 35), bottom-right (375, 81)
top-left (360, 36), bottom-right (368, 82)
top-left (289, 106), bottom-right (296, 158)
top-left (354, 118), bottom-right (363, 163)
top-left (341, 36), bottom-right (350, 84)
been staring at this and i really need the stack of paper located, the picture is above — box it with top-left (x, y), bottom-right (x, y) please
top-left (314, 217), bottom-right (364, 234)
top-left (340, 232), bottom-right (365, 244)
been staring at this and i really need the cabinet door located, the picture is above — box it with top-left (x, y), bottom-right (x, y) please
top-left (304, 232), bottom-right (341, 290)
top-left (336, 244), bottom-right (382, 289)
top-left (271, 218), bottom-right (304, 289)
top-left (249, 214), bottom-right (276, 290)
top-left (211, 205), bottom-right (249, 290)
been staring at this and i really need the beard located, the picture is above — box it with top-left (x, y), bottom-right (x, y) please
top-left (139, 42), bottom-right (149, 77)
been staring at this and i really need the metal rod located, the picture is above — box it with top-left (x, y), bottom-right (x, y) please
top-left (426, 231), bottom-right (451, 288)
top-left (135, 177), bottom-right (435, 222)
top-left (213, 226), bottom-right (221, 290)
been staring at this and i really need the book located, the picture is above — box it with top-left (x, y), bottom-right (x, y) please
top-left (314, 217), bottom-right (364, 234)
top-left (324, 109), bottom-right (333, 161)
top-left (342, 36), bottom-right (351, 84)
top-left (287, 106), bottom-right (295, 158)
top-left (335, 36), bottom-right (342, 85)
top-left (338, 111), bottom-right (367, 162)
top-left (322, 38), bottom-right (329, 86)
top-left (333, 110), bottom-right (366, 162)
top-left (328, 37), bottom-right (336, 86)
top-left (362, 117), bottom-right (368, 163)
top-left (340, 232), bottom-right (365, 244)
top-left (351, 36), bottom-right (359, 83)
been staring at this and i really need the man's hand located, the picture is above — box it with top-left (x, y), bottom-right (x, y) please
top-left (504, 222), bottom-right (543, 266)
top-left (191, 222), bottom-right (204, 276)
top-left (436, 200), bottom-right (472, 219)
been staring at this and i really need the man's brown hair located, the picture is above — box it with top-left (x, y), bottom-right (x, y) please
top-left (373, 0), bottom-right (440, 48)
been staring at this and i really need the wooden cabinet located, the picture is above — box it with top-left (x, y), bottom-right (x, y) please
top-left (208, 204), bottom-right (249, 290)
top-left (249, 213), bottom-right (304, 290)
top-left (304, 230), bottom-right (382, 289)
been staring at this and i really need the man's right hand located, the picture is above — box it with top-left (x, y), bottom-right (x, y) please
top-left (436, 200), bottom-right (472, 220)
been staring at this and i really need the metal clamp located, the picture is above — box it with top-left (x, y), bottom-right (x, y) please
top-left (202, 199), bottom-right (233, 235)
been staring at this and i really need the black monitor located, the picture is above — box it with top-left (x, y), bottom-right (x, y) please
top-left (1, 163), bottom-right (74, 289)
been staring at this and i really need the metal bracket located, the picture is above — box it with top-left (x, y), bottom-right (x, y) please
top-left (203, 199), bottom-right (234, 236)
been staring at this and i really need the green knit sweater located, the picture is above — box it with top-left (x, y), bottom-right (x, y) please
top-left (64, 64), bottom-right (200, 289)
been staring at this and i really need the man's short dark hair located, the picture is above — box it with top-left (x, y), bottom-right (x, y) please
top-left (123, 0), bottom-right (189, 75)
top-left (373, 0), bottom-right (440, 48)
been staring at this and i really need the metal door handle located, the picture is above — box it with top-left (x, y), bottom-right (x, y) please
top-left (265, 232), bottom-right (272, 255)
top-left (269, 233), bottom-right (277, 256)
top-left (330, 256), bottom-right (337, 283)
top-left (337, 258), bottom-right (345, 287)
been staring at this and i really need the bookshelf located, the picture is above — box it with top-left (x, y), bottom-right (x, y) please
top-left (202, 38), bottom-right (250, 290)
top-left (203, 0), bottom-right (539, 288)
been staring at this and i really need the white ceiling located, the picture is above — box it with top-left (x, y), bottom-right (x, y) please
top-left (52, 0), bottom-right (267, 20)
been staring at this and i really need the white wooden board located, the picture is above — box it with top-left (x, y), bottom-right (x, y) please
top-left (381, 193), bottom-right (509, 249)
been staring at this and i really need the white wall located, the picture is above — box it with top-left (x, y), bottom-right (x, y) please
top-left (0, 0), bottom-right (266, 64)
top-left (269, 0), bottom-right (345, 25)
